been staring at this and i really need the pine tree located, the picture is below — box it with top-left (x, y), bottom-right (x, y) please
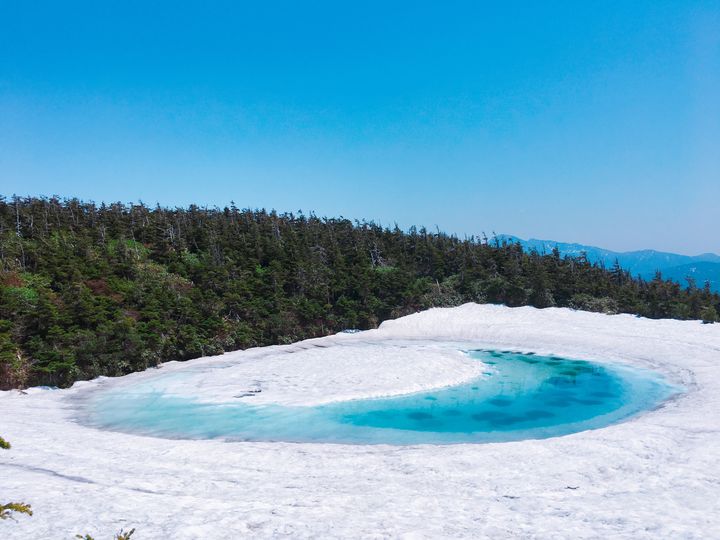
top-left (1, 196), bottom-right (718, 388)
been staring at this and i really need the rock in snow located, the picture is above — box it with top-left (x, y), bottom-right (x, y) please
top-left (1, 304), bottom-right (719, 539)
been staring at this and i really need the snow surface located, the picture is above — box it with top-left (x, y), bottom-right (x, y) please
top-left (2, 304), bottom-right (720, 539)
top-left (100, 342), bottom-right (485, 407)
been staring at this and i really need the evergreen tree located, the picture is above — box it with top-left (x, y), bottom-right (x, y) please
top-left (701, 305), bottom-right (719, 324)
top-left (0, 196), bottom-right (717, 389)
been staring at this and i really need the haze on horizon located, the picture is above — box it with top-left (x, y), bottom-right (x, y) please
top-left (1, 1), bottom-right (718, 256)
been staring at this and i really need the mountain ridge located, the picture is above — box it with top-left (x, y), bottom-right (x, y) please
top-left (497, 235), bottom-right (720, 291)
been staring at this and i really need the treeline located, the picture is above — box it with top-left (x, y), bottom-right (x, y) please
top-left (1, 196), bottom-right (718, 389)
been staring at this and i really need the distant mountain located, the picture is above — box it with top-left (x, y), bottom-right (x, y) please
top-left (655, 262), bottom-right (720, 291)
top-left (496, 235), bottom-right (720, 291)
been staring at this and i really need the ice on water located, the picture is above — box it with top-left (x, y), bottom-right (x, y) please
top-left (83, 349), bottom-right (677, 444)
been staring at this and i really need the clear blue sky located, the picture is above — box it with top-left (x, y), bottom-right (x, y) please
top-left (1, 1), bottom-right (718, 255)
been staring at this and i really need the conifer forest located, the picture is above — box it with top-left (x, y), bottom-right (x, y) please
top-left (1, 196), bottom-right (717, 389)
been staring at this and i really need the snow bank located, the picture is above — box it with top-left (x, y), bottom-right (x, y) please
top-left (99, 343), bottom-right (484, 407)
top-left (1, 304), bottom-right (719, 539)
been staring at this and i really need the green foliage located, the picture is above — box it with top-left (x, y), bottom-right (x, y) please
top-left (1, 437), bottom-right (32, 522)
top-left (1, 196), bottom-right (718, 389)
top-left (0, 502), bottom-right (32, 520)
top-left (0, 437), bottom-right (32, 522)
top-left (76, 527), bottom-right (135, 540)
top-left (701, 305), bottom-right (719, 324)
top-left (569, 294), bottom-right (619, 315)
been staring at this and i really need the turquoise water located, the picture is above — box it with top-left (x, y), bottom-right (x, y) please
top-left (82, 349), bottom-right (680, 444)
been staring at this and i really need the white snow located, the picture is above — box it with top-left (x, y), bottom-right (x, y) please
top-left (112, 342), bottom-right (485, 407)
top-left (2, 304), bottom-right (720, 539)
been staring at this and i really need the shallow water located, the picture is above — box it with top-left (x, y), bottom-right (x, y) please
top-left (81, 349), bottom-right (680, 444)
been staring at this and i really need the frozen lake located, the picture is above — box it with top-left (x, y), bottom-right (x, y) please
top-left (2, 304), bottom-right (718, 539)
top-left (82, 349), bottom-right (678, 444)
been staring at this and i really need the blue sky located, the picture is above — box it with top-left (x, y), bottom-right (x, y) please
top-left (1, 1), bottom-right (718, 255)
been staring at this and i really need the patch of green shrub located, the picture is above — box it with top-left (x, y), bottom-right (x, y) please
top-left (76, 528), bottom-right (135, 540)
top-left (0, 502), bottom-right (32, 520)
top-left (701, 305), bottom-right (719, 324)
